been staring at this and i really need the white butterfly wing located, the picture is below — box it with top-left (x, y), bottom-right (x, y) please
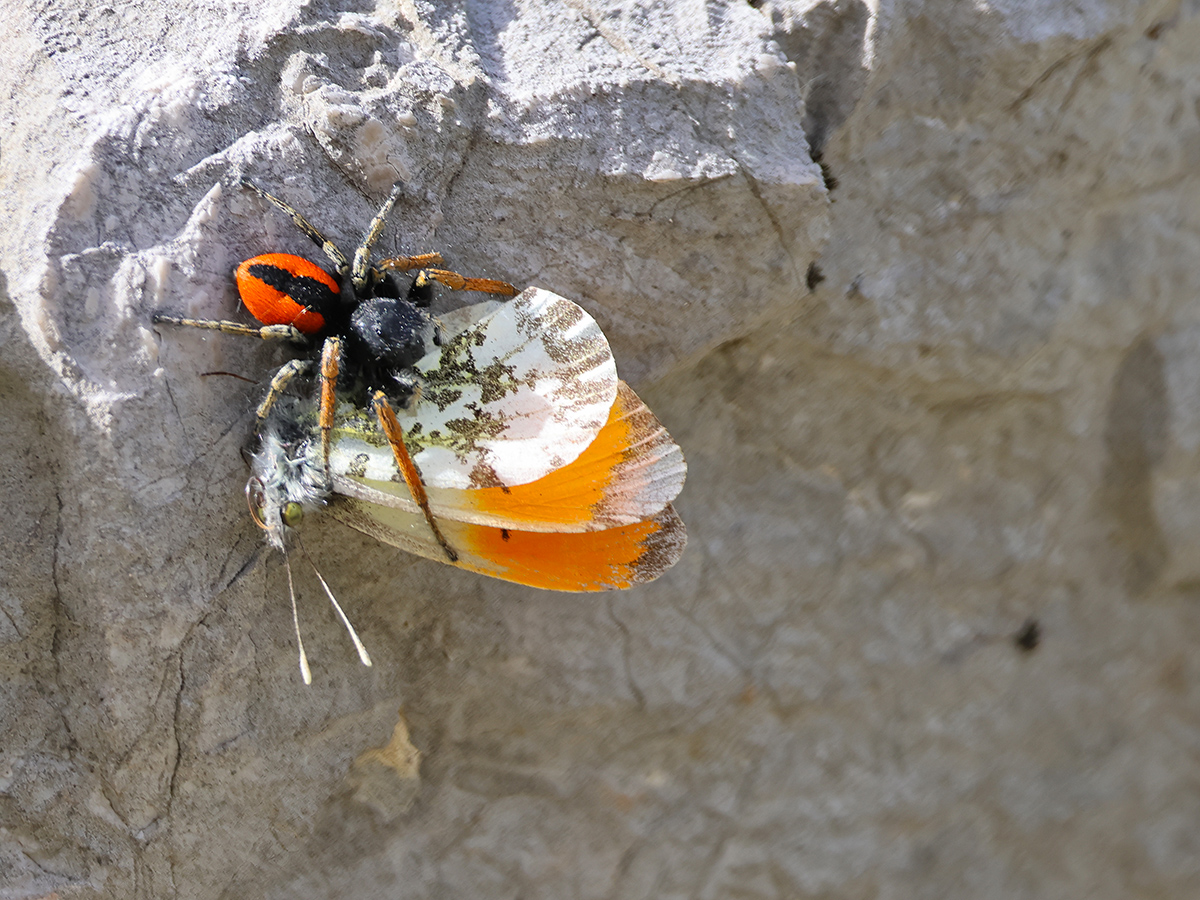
top-left (327, 381), bottom-right (686, 533)
top-left (400, 288), bottom-right (618, 490)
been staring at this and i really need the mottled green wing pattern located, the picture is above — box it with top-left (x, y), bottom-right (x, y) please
top-left (400, 287), bottom-right (619, 490)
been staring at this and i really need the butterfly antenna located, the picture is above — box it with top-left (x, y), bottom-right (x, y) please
top-left (283, 549), bottom-right (313, 685)
top-left (298, 536), bottom-right (373, 669)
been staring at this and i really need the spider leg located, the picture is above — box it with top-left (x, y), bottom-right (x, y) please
top-left (418, 268), bottom-right (518, 297)
top-left (240, 179), bottom-right (350, 274)
top-left (351, 184), bottom-right (404, 293)
top-left (318, 337), bottom-right (342, 481)
top-left (375, 252), bottom-right (446, 273)
top-left (256, 358), bottom-right (316, 421)
top-left (152, 314), bottom-right (307, 343)
top-left (370, 390), bottom-right (458, 563)
top-left (413, 268), bottom-right (518, 297)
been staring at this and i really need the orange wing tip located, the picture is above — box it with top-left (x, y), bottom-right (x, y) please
top-left (453, 503), bottom-right (688, 591)
top-left (421, 381), bottom-right (687, 533)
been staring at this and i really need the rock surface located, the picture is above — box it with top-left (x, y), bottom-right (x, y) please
top-left (3, 0), bottom-right (1199, 897)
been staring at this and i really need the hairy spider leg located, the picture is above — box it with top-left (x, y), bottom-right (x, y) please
top-left (375, 252), bottom-right (446, 272)
top-left (256, 358), bottom-right (316, 421)
top-left (350, 184), bottom-right (404, 292)
top-left (318, 337), bottom-right (341, 480)
top-left (377, 259), bottom-right (519, 298)
top-left (149, 315), bottom-right (307, 343)
top-left (370, 390), bottom-right (459, 563)
top-left (240, 179), bottom-right (350, 274)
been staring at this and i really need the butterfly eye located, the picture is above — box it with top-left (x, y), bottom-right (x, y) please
top-left (282, 502), bottom-right (304, 529)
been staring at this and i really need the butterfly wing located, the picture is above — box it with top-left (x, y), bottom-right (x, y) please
top-left (329, 381), bottom-right (686, 532)
top-left (300, 287), bottom-right (688, 588)
top-left (329, 493), bottom-right (687, 591)
top-left (399, 287), bottom-right (619, 490)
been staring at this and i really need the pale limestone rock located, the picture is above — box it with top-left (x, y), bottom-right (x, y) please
top-left (2, 0), bottom-right (1198, 898)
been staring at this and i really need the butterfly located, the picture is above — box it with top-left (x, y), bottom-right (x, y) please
top-left (154, 179), bottom-right (687, 681)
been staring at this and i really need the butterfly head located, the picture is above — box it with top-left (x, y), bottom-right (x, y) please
top-left (245, 408), bottom-right (329, 551)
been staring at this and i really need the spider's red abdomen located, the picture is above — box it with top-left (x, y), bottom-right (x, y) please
top-left (236, 253), bottom-right (339, 335)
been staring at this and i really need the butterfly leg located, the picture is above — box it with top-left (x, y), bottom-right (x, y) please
top-left (240, 179), bottom-right (350, 275)
top-left (370, 390), bottom-right (459, 563)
